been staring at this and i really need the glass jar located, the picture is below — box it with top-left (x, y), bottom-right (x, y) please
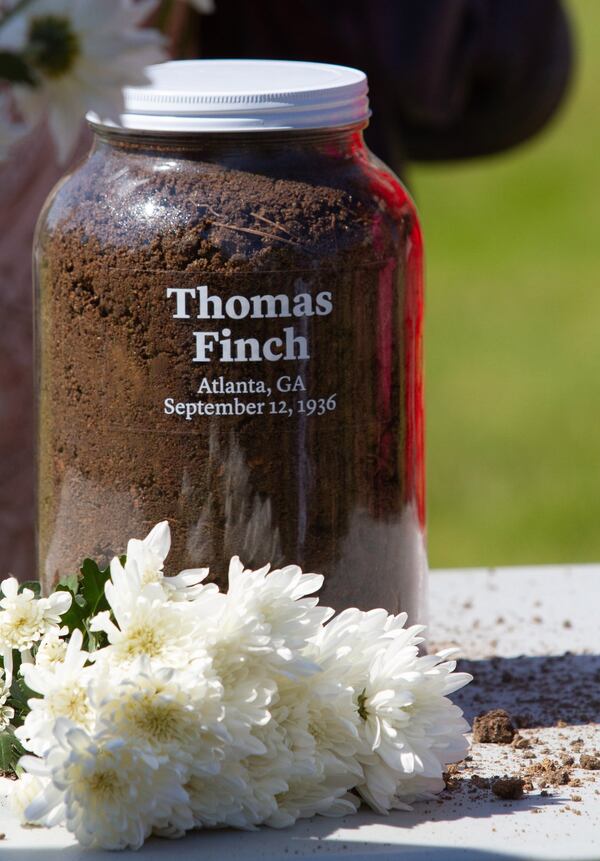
top-left (35, 60), bottom-right (426, 620)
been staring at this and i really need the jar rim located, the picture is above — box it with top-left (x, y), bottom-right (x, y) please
top-left (86, 59), bottom-right (371, 134)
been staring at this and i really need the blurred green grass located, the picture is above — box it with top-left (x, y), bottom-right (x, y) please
top-left (413, 0), bottom-right (600, 568)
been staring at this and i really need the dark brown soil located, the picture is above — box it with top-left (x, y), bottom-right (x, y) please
top-left (35, 130), bottom-right (424, 615)
top-left (580, 754), bottom-right (600, 770)
top-left (491, 777), bottom-right (525, 800)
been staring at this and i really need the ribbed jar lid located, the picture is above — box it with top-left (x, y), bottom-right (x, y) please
top-left (87, 59), bottom-right (370, 133)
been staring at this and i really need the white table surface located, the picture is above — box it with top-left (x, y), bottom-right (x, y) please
top-left (1, 564), bottom-right (599, 860)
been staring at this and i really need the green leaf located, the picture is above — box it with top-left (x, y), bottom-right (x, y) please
top-left (0, 51), bottom-right (36, 85)
top-left (57, 572), bottom-right (79, 593)
top-left (18, 580), bottom-right (41, 598)
top-left (52, 556), bottom-right (113, 648)
top-left (49, 553), bottom-right (115, 650)
top-left (80, 558), bottom-right (111, 616)
top-left (54, 582), bottom-right (87, 634)
top-left (9, 676), bottom-right (39, 725)
top-left (0, 731), bottom-right (26, 776)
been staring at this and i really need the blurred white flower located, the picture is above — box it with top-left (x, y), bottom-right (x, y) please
top-left (0, 576), bottom-right (71, 682)
top-left (0, 92), bottom-right (28, 160)
top-left (0, 0), bottom-right (166, 162)
top-left (21, 719), bottom-right (192, 850)
top-left (10, 773), bottom-right (51, 825)
top-left (0, 666), bottom-right (15, 730)
top-left (16, 628), bottom-right (93, 756)
top-left (0, 702), bottom-right (14, 731)
top-left (185, 0), bottom-right (215, 13)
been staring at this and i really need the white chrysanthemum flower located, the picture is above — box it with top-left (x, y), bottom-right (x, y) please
top-left (315, 607), bottom-right (418, 680)
top-left (91, 526), bottom-right (221, 669)
top-left (16, 628), bottom-right (94, 756)
top-left (184, 758), bottom-right (254, 830)
top-left (198, 558), bottom-right (323, 759)
top-left (0, 578), bottom-right (71, 647)
top-left (0, 0), bottom-right (165, 163)
top-left (315, 610), bottom-right (471, 812)
top-left (0, 667), bottom-right (15, 730)
top-left (114, 521), bottom-right (215, 603)
top-left (10, 773), bottom-right (52, 825)
top-left (240, 717), bottom-right (292, 827)
top-left (0, 577), bottom-right (71, 682)
top-left (90, 583), bottom-right (208, 669)
top-left (209, 624), bottom-right (275, 741)
top-left (220, 556), bottom-right (332, 673)
top-left (21, 719), bottom-right (192, 850)
top-left (93, 659), bottom-right (226, 778)
top-left (261, 676), bottom-right (357, 828)
top-left (266, 645), bottom-right (365, 827)
top-left (4, 530), bottom-right (474, 849)
top-left (0, 700), bottom-right (14, 731)
top-left (179, 687), bottom-right (295, 831)
top-left (33, 627), bottom-right (69, 668)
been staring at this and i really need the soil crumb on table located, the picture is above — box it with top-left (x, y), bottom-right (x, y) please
top-left (472, 709), bottom-right (517, 744)
top-left (491, 777), bottom-right (525, 800)
top-left (524, 757), bottom-right (572, 787)
top-left (580, 753), bottom-right (600, 770)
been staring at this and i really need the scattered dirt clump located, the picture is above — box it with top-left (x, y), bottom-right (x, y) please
top-left (472, 709), bottom-right (516, 744)
top-left (470, 774), bottom-right (490, 790)
top-left (580, 754), bottom-right (600, 770)
top-left (443, 762), bottom-right (465, 790)
top-left (525, 758), bottom-right (572, 788)
top-left (491, 777), bottom-right (525, 800)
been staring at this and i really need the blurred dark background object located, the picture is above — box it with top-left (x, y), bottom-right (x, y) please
top-left (199, 0), bottom-right (572, 169)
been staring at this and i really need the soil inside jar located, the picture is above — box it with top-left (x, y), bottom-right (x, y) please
top-left (37, 132), bottom-right (426, 618)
